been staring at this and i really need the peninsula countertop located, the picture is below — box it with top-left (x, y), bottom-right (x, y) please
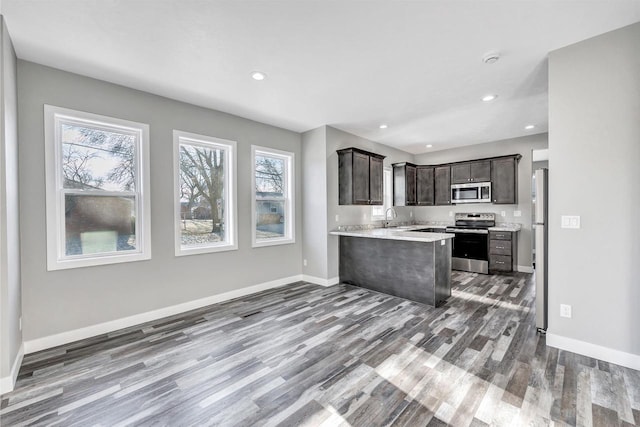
top-left (329, 226), bottom-right (454, 243)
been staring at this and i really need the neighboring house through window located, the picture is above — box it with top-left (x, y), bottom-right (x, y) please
top-left (44, 105), bottom-right (151, 270)
top-left (173, 130), bottom-right (237, 256)
top-left (252, 146), bottom-right (294, 247)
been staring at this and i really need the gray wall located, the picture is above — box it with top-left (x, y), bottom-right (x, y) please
top-left (0, 16), bottom-right (21, 383)
top-left (326, 126), bottom-right (415, 279)
top-left (548, 23), bottom-right (640, 355)
top-left (18, 61), bottom-right (303, 341)
top-left (301, 126), bottom-right (328, 280)
top-left (413, 133), bottom-right (549, 269)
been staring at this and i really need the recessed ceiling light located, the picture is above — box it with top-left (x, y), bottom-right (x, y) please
top-left (426, 144), bottom-right (433, 148)
top-left (482, 51), bottom-right (500, 64)
top-left (250, 71), bottom-right (266, 81)
top-left (482, 94), bottom-right (498, 102)
top-left (379, 124), bottom-right (388, 129)
top-left (525, 124), bottom-right (536, 130)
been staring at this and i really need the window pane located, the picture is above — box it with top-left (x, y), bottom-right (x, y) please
top-left (61, 123), bottom-right (136, 191)
top-left (178, 143), bottom-right (227, 247)
top-left (256, 200), bottom-right (285, 239)
top-left (255, 155), bottom-right (284, 196)
top-left (65, 194), bottom-right (136, 255)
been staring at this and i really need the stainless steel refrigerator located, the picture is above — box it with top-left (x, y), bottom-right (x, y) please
top-left (534, 168), bottom-right (548, 332)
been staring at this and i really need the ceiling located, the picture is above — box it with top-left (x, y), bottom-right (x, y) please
top-left (3, 1), bottom-right (640, 154)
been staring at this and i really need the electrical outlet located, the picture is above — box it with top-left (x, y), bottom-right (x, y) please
top-left (449, 211), bottom-right (453, 217)
top-left (303, 259), bottom-right (307, 267)
top-left (513, 210), bottom-right (522, 217)
top-left (561, 215), bottom-right (580, 229)
top-left (501, 211), bottom-right (506, 217)
top-left (335, 214), bottom-right (339, 222)
top-left (440, 239), bottom-right (446, 246)
top-left (19, 317), bottom-right (22, 331)
top-left (410, 211), bottom-right (413, 218)
top-left (560, 304), bottom-right (572, 318)
top-left (362, 213), bottom-right (367, 221)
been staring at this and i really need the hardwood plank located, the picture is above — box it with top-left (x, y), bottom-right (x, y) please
top-left (1, 272), bottom-right (639, 427)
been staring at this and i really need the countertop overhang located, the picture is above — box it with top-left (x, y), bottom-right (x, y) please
top-left (329, 226), bottom-right (454, 243)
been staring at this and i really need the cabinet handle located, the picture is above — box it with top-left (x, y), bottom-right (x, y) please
top-left (496, 246), bottom-right (505, 249)
top-left (495, 261), bottom-right (505, 264)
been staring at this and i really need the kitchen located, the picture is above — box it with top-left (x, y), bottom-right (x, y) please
top-left (328, 140), bottom-right (535, 305)
top-left (1, 2), bottom-right (639, 426)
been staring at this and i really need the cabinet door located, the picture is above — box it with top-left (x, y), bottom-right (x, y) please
top-left (369, 156), bottom-right (384, 205)
top-left (434, 166), bottom-right (451, 205)
top-left (451, 163), bottom-right (471, 184)
top-left (352, 151), bottom-right (370, 204)
top-left (470, 160), bottom-right (491, 182)
top-left (491, 157), bottom-right (517, 204)
top-left (406, 165), bottom-right (417, 205)
top-left (416, 166), bottom-right (434, 205)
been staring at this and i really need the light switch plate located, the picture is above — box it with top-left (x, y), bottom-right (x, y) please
top-left (560, 304), bottom-right (572, 318)
top-left (449, 211), bottom-right (453, 217)
top-left (513, 210), bottom-right (522, 217)
top-left (561, 215), bottom-right (581, 229)
top-left (440, 239), bottom-right (446, 246)
top-left (410, 211), bottom-right (413, 218)
top-left (335, 214), bottom-right (339, 222)
top-left (303, 259), bottom-right (307, 267)
top-left (501, 211), bottom-right (506, 217)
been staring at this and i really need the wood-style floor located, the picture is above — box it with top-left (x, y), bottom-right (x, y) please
top-left (1, 272), bottom-right (639, 426)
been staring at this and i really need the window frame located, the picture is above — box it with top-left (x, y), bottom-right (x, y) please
top-left (44, 105), bottom-right (151, 271)
top-left (251, 145), bottom-right (295, 248)
top-left (173, 130), bottom-right (238, 256)
top-left (371, 167), bottom-right (393, 220)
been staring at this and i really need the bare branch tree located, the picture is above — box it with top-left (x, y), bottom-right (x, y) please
top-left (255, 156), bottom-right (284, 194)
top-left (62, 144), bottom-right (104, 189)
top-left (179, 145), bottom-right (224, 232)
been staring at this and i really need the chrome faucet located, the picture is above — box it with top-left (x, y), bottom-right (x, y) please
top-left (384, 207), bottom-right (397, 228)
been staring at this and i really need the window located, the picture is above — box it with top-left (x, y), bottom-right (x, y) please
top-left (173, 131), bottom-right (237, 255)
top-left (252, 146), bottom-right (294, 247)
top-left (372, 168), bottom-right (393, 220)
top-left (44, 105), bottom-right (150, 270)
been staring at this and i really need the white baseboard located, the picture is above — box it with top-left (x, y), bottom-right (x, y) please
top-left (546, 332), bottom-right (640, 371)
top-left (0, 343), bottom-right (24, 395)
top-left (302, 275), bottom-right (340, 287)
top-left (517, 265), bottom-right (534, 273)
top-left (23, 275), bottom-right (304, 355)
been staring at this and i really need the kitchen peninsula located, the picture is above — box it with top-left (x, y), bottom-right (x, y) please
top-left (330, 227), bottom-right (453, 307)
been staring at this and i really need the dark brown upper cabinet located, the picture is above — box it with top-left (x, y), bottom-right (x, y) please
top-left (434, 165), bottom-right (451, 205)
top-left (416, 166), bottom-right (435, 206)
top-left (451, 160), bottom-right (491, 184)
top-left (392, 162), bottom-right (417, 206)
top-left (491, 156), bottom-right (519, 204)
top-left (338, 148), bottom-right (386, 205)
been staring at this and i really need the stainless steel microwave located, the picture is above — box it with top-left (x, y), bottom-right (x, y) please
top-left (451, 182), bottom-right (491, 204)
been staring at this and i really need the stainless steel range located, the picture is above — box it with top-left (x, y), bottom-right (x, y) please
top-left (446, 213), bottom-right (495, 274)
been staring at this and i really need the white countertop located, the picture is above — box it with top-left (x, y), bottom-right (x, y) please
top-left (330, 226), bottom-right (454, 243)
top-left (488, 223), bottom-right (522, 232)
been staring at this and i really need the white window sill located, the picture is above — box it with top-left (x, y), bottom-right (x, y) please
top-left (252, 238), bottom-right (295, 248)
top-left (48, 251), bottom-right (151, 271)
top-left (175, 243), bottom-right (238, 257)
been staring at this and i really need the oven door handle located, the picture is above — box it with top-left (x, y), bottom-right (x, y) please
top-left (446, 228), bottom-right (489, 234)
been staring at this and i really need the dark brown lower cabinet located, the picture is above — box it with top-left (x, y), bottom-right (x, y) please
top-left (488, 231), bottom-right (518, 273)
